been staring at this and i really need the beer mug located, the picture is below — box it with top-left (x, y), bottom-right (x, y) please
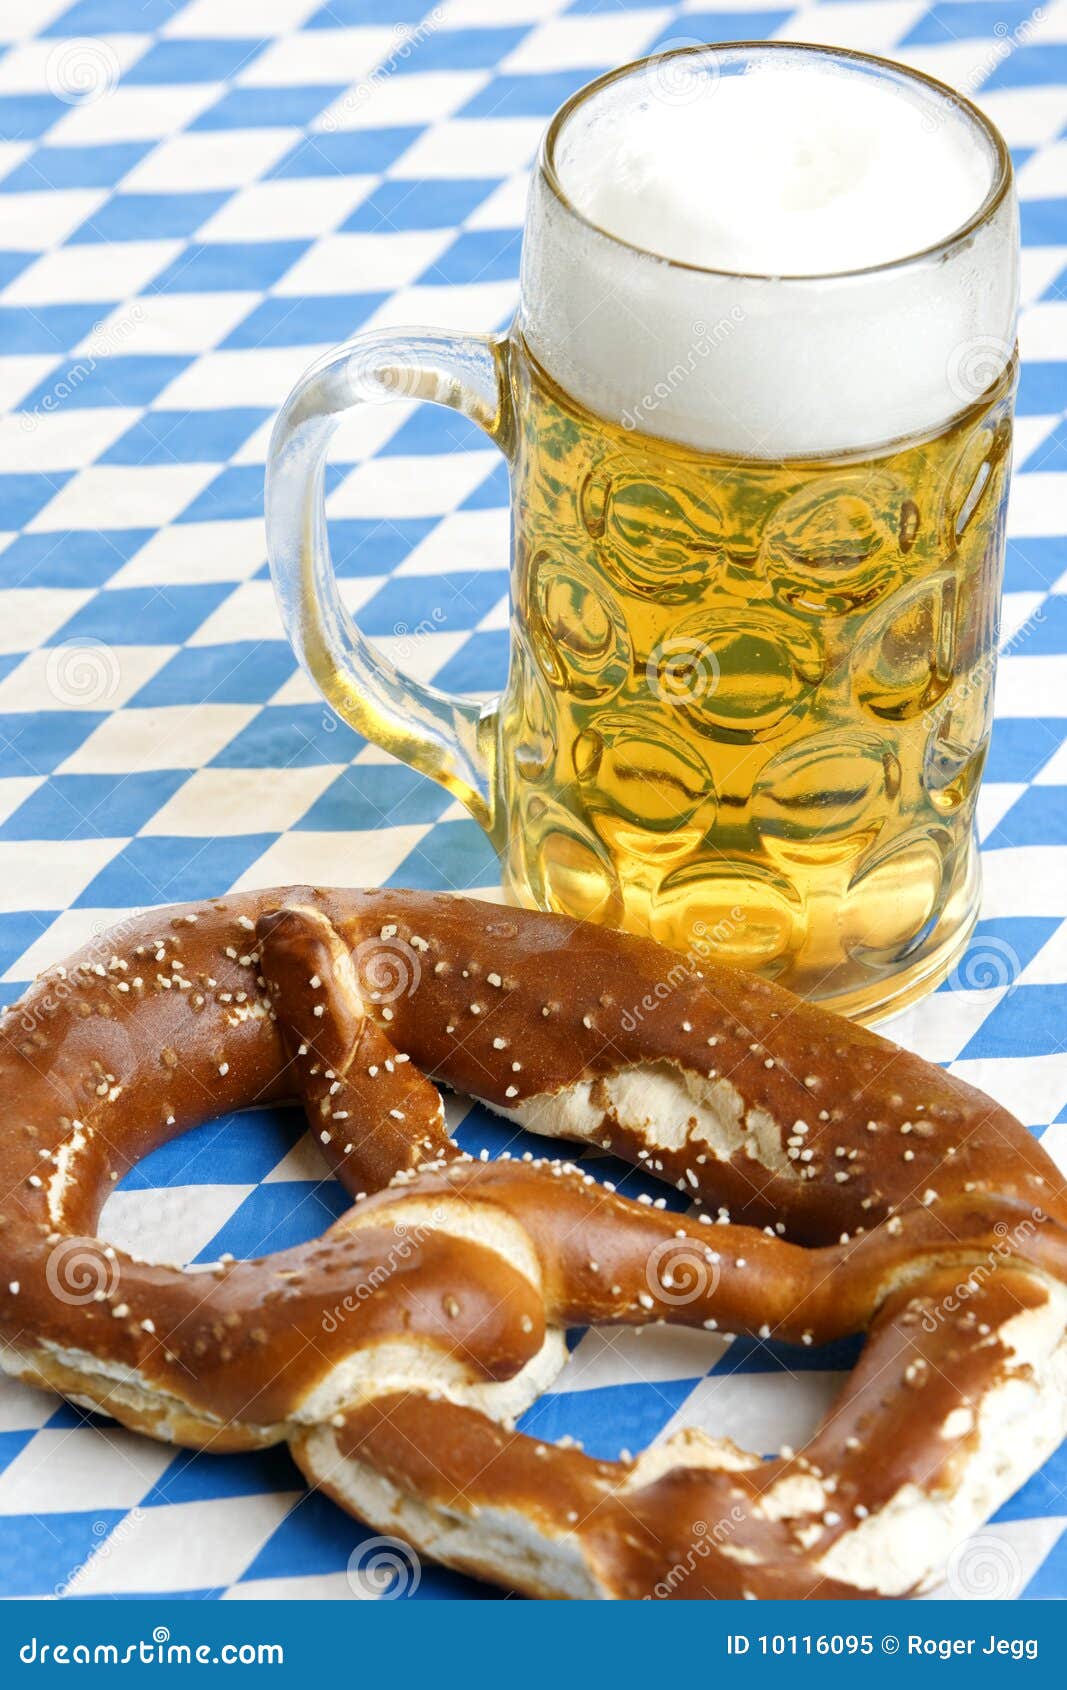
top-left (266, 42), bottom-right (1017, 1021)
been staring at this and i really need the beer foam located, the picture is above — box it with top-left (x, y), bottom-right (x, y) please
top-left (519, 46), bottom-right (1017, 457)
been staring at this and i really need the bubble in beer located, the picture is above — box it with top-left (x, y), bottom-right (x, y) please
top-left (661, 606), bottom-right (823, 739)
top-left (657, 858), bottom-right (801, 970)
top-left (923, 698), bottom-right (988, 817)
top-left (943, 409), bottom-right (1012, 543)
top-left (593, 471), bottom-right (723, 601)
top-left (576, 709), bottom-right (715, 831)
top-left (524, 795), bottom-right (623, 927)
top-left (511, 643), bottom-right (557, 781)
top-left (752, 732), bottom-right (893, 851)
top-left (761, 473), bottom-right (908, 615)
top-left (528, 548), bottom-right (630, 700)
top-left (854, 575), bottom-right (957, 721)
top-left (843, 829), bottom-right (951, 962)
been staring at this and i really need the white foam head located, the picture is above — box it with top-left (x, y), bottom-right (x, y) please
top-left (519, 44), bottom-right (1017, 458)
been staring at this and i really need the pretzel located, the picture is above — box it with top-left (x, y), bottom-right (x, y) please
top-left (0, 887), bottom-right (1064, 1599)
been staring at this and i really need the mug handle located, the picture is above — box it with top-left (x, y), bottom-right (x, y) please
top-left (265, 328), bottom-right (512, 842)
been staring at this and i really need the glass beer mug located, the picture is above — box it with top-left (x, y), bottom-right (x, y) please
top-left (266, 43), bottom-right (1018, 1022)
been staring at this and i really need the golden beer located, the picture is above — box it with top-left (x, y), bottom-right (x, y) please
top-left (497, 343), bottom-right (1014, 1017)
top-left (268, 43), bottom-right (1018, 1020)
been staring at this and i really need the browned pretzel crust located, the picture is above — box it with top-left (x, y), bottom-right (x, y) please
top-left (0, 886), bottom-right (1064, 1596)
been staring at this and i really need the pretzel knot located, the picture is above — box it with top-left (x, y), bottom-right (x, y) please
top-left (1, 888), bottom-right (1065, 1599)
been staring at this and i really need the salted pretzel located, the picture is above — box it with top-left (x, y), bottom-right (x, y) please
top-left (0, 887), bottom-right (1064, 1599)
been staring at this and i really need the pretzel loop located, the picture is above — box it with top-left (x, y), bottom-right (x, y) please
top-left (0, 887), bottom-right (1064, 1596)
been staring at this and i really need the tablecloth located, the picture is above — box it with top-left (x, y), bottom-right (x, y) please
top-left (0, 0), bottom-right (1064, 1602)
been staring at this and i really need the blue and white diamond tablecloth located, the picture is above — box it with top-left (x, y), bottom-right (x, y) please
top-left (0, 0), bottom-right (1065, 1603)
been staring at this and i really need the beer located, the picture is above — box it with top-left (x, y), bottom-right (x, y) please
top-left (267, 42), bottom-right (1017, 1020)
top-left (497, 341), bottom-right (1014, 1018)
